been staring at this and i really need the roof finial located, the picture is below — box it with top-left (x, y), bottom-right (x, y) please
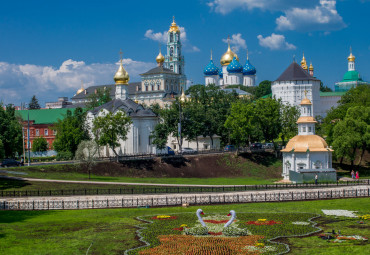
top-left (210, 49), bottom-right (213, 60)
top-left (304, 89), bottom-right (308, 98)
top-left (247, 47), bottom-right (249, 60)
top-left (227, 35), bottom-right (231, 50)
top-left (119, 49), bottom-right (123, 64)
top-left (81, 80), bottom-right (84, 89)
top-left (173, 16), bottom-right (175, 23)
top-left (350, 46), bottom-right (352, 54)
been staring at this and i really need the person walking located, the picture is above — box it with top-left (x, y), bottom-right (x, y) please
top-left (315, 174), bottom-right (318, 185)
top-left (355, 171), bottom-right (359, 181)
top-left (351, 170), bottom-right (355, 180)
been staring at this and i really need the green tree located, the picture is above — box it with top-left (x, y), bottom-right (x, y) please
top-left (253, 98), bottom-right (282, 145)
top-left (32, 136), bottom-right (49, 152)
top-left (280, 103), bottom-right (300, 146)
top-left (86, 88), bottom-right (112, 110)
top-left (0, 104), bottom-right (23, 158)
top-left (255, 80), bottom-right (272, 98)
top-left (320, 82), bottom-right (333, 92)
top-left (75, 140), bottom-right (99, 179)
top-left (53, 108), bottom-right (89, 158)
top-left (29, 95), bottom-right (41, 109)
top-left (224, 100), bottom-right (254, 150)
top-left (92, 111), bottom-right (132, 157)
top-left (0, 139), bottom-right (5, 159)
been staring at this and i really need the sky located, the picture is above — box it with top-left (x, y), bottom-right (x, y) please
top-left (0, 0), bottom-right (369, 106)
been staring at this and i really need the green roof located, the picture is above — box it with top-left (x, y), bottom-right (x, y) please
top-left (320, 91), bottom-right (346, 97)
top-left (341, 70), bottom-right (362, 82)
top-left (261, 93), bottom-right (272, 99)
top-left (16, 108), bottom-right (78, 124)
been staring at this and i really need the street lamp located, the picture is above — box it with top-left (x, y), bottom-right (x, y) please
top-left (178, 87), bottom-right (187, 153)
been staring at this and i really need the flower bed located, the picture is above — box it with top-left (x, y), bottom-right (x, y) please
top-left (125, 212), bottom-right (319, 255)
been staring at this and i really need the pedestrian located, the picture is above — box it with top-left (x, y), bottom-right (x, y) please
top-left (355, 171), bottom-right (359, 180)
top-left (315, 174), bottom-right (318, 185)
top-left (351, 170), bottom-right (355, 179)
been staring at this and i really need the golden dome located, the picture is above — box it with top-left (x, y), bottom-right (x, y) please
top-left (348, 53), bottom-right (355, 62)
top-left (281, 135), bottom-right (333, 153)
top-left (179, 88), bottom-right (187, 102)
top-left (220, 38), bottom-right (239, 66)
top-left (300, 98), bottom-right (312, 105)
top-left (169, 16), bottom-right (180, 33)
top-left (114, 57), bottom-right (129, 85)
top-left (300, 53), bottom-right (308, 70)
top-left (156, 50), bottom-right (165, 63)
top-left (297, 116), bottom-right (317, 124)
top-left (309, 62), bottom-right (314, 71)
top-left (76, 81), bottom-right (85, 95)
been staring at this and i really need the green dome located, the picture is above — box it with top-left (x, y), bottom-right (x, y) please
top-left (341, 70), bottom-right (362, 82)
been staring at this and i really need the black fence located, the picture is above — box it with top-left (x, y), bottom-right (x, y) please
top-left (1, 179), bottom-right (369, 198)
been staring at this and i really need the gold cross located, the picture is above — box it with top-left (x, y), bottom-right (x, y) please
top-left (304, 89), bottom-right (308, 98)
top-left (119, 49), bottom-right (123, 63)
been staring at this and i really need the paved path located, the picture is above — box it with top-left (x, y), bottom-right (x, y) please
top-left (2, 175), bottom-right (369, 188)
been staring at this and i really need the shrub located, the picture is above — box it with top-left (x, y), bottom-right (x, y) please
top-left (223, 226), bottom-right (250, 237)
top-left (184, 226), bottom-right (208, 236)
top-left (56, 151), bottom-right (73, 161)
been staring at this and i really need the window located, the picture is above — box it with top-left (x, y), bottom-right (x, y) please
top-left (156, 81), bottom-right (161, 90)
top-left (174, 144), bottom-right (176, 149)
top-left (179, 66), bottom-right (181, 74)
top-left (151, 85), bottom-right (154, 91)
top-left (146, 85), bottom-right (148, 91)
top-left (44, 129), bottom-right (48, 136)
top-left (36, 129), bottom-right (39, 136)
top-left (53, 130), bottom-right (57, 135)
top-left (170, 65), bottom-right (173, 71)
top-left (302, 127), bottom-right (306, 132)
top-left (308, 127), bottom-right (312, 132)
top-left (170, 33), bottom-right (173, 42)
top-left (148, 136), bottom-right (151, 145)
top-left (170, 47), bottom-right (173, 56)
top-left (177, 47), bottom-right (180, 55)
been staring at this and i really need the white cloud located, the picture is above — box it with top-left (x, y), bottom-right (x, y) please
top-left (222, 33), bottom-right (247, 52)
top-left (208, 0), bottom-right (345, 31)
top-left (144, 26), bottom-right (200, 52)
top-left (257, 33), bottom-right (296, 50)
top-left (0, 59), bottom-right (155, 106)
top-left (276, 0), bottom-right (346, 31)
top-left (207, 0), bottom-right (318, 15)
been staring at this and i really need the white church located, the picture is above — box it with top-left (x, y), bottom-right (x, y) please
top-left (203, 38), bottom-right (256, 87)
top-left (281, 94), bottom-right (336, 183)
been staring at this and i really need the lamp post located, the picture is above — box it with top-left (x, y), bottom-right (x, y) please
top-left (27, 111), bottom-right (31, 166)
top-left (178, 87), bottom-right (187, 153)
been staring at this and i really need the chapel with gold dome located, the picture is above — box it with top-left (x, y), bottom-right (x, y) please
top-left (203, 36), bottom-right (256, 87)
top-left (281, 93), bottom-right (336, 183)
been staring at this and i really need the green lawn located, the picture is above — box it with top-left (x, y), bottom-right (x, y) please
top-left (0, 198), bottom-right (369, 255)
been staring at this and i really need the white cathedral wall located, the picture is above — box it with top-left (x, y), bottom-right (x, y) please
top-left (243, 75), bottom-right (255, 86)
top-left (205, 76), bottom-right (219, 86)
top-left (318, 95), bottom-right (341, 117)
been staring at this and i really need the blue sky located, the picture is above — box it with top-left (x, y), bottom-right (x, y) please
top-left (0, 0), bottom-right (369, 106)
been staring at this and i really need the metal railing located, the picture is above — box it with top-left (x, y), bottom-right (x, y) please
top-left (1, 179), bottom-right (369, 198)
top-left (1, 187), bottom-right (369, 210)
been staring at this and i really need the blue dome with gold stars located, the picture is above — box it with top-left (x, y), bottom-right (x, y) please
top-left (227, 57), bottom-right (243, 73)
top-left (243, 59), bottom-right (256, 75)
top-left (203, 60), bottom-right (219, 76)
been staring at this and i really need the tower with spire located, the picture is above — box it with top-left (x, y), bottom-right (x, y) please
top-left (335, 47), bottom-right (369, 92)
top-left (164, 17), bottom-right (186, 90)
top-left (114, 50), bottom-right (130, 100)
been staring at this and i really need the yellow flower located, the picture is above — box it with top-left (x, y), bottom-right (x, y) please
top-left (157, 215), bottom-right (171, 219)
top-left (258, 219), bottom-right (267, 222)
top-left (255, 242), bottom-right (265, 247)
top-left (180, 224), bottom-right (188, 227)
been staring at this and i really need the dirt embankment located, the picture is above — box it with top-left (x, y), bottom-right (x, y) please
top-left (28, 152), bottom-right (283, 179)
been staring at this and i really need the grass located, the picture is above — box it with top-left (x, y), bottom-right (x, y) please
top-left (0, 198), bottom-right (369, 255)
top-left (2, 164), bottom-right (280, 185)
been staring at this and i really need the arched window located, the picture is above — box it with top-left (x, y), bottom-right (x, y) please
top-left (170, 33), bottom-right (173, 42)
top-left (170, 47), bottom-right (173, 56)
top-left (179, 66), bottom-right (181, 74)
top-left (156, 81), bottom-right (161, 90)
top-left (145, 85), bottom-right (148, 91)
top-left (150, 81), bottom-right (155, 91)
top-left (177, 47), bottom-right (180, 56)
top-left (170, 65), bottom-right (174, 71)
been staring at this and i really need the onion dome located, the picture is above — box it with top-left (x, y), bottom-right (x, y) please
top-left (76, 81), bottom-right (85, 95)
top-left (309, 62), bottom-right (314, 71)
top-left (227, 57), bottom-right (243, 73)
top-left (243, 56), bottom-right (256, 75)
top-left (114, 54), bottom-right (129, 85)
top-left (220, 36), bottom-right (239, 66)
top-left (301, 53), bottom-right (308, 70)
top-left (169, 16), bottom-right (180, 33)
top-left (156, 50), bottom-right (165, 64)
top-left (203, 51), bottom-right (219, 75)
top-left (348, 47), bottom-right (355, 62)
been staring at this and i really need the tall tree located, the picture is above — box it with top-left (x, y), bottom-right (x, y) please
top-left (0, 104), bottom-right (23, 158)
top-left (320, 82), bottom-right (333, 92)
top-left (255, 80), bottom-right (272, 98)
top-left (253, 98), bottom-right (282, 145)
top-left (32, 137), bottom-right (49, 152)
top-left (75, 140), bottom-right (99, 179)
top-left (280, 103), bottom-right (300, 146)
top-left (29, 95), bottom-right (41, 109)
top-left (53, 108), bottom-right (89, 157)
top-left (92, 111), bottom-right (132, 157)
top-left (0, 139), bottom-right (5, 159)
top-left (86, 88), bottom-right (112, 110)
